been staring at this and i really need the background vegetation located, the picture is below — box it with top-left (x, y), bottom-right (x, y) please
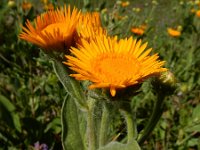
top-left (0, 0), bottom-right (200, 149)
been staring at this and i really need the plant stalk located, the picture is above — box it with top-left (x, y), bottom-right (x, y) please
top-left (120, 109), bottom-right (136, 143)
top-left (51, 58), bottom-right (88, 111)
top-left (99, 102), bottom-right (109, 147)
top-left (138, 93), bottom-right (165, 145)
top-left (87, 98), bottom-right (96, 150)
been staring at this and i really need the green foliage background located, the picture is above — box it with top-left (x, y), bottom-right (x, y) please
top-left (0, 0), bottom-right (200, 149)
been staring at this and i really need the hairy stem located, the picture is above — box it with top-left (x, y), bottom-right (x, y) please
top-left (99, 102), bottom-right (109, 147)
top-left (120, 109), bottom-right (136, 143)
top-left (138, 93), bottom-right (165, 144)
top-left (87, 98), bottom-right (96, 150)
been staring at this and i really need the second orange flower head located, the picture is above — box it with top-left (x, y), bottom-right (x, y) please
top-left (20, 5), bottom-right (82, 52)
top-left (19, 5), bottom-right (103, 53)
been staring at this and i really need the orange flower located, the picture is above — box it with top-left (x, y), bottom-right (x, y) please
top-left (121, 1), bottom-right (130, 7)
top-left (131, 24), bottom-right (147, 35)
top-left (64, 35), bottom-right (167, 96)
top-left (19, 6), bottom-right (81, 52)
top-left (131, 28), bottom-right (144, 35)
top-left (167, 28), bottom-right (181, 37)
top-left (196, 10), bottom-right (200, 18)
top-left (131, 27), bottom-right (144, 35)
top-left (22, 1), bottom-right (32, 11)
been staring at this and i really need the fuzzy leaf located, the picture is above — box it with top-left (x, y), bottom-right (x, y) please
top-left (98, 139), bottom-right (141, 150)
top-left (61, 95), bottom-right (85, 150)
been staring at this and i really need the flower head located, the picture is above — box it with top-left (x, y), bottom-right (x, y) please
top-left (131, 24), bottom-right (147, 36)
top-left (64, 35), bottom-right (167, 96)
top-left (34, 141), bottom-right (48, 150)
top-left (131, 28), bottom-right (144, 35)
top-left (196, 10), bottom-right (200, 18)
top-left (121, 1), bottom-right (130, 7)
top-left (132, 7), bottom-right (141, 12)
top-left (167, 28), bottom-right (181, 37)
top-left (19, 5), bottom-right (81, 52)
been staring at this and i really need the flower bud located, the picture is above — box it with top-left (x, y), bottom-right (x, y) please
top-left (159, 71), bottom-right (176, 87)
top-left (152, 71), bottom-right (176, 95)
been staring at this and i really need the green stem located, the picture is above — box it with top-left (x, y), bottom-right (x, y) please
top-left (176, 131), bottom-right (198, 146)
top-left (87, 98), bottom-right (96, 150)
top-left (120, 109), bottom-right (135, 143)
top-left (52, 58), bottom-right (88, 111)
top-left (99, 102), bottom-right (109, 147)
top-left (138, 93), bottom-right (165, 145)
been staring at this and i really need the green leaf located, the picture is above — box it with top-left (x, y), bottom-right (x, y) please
top-left (98, 140), bottom-right (141, 150)
top-left (186, 124), bottom-right (200, 132)
top-left (61, 95), bottom-right (85, 150)
top-left (44, 117), bottom-right (61, 134)
top-left (192, 104), bottom-right (200, 123)
top-left (0, 95), bottom-right (21, 132)
top-left (0, 95), bottom-right (15, 112)
top-left (12, 113), bottom-right (22, 133)
top-left (188, 138), bottom-right (200, 147)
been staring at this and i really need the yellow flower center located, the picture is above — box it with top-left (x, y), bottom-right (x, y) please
top-left (92, 53), bottom-right (140, 83)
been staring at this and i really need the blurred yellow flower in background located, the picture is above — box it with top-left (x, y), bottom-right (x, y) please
top-left (64, 35), bottom-right (167, 96)
top-left (19, 6), bottom-right (81, 52)
top-left (196, 10), bottom-right (200, 17)
top-left (167, 28), bottom-right (181, 37)
top-left (132, 7), bottom-right (141, 12)
top-left (8, 0), bottom-right (16, 8)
